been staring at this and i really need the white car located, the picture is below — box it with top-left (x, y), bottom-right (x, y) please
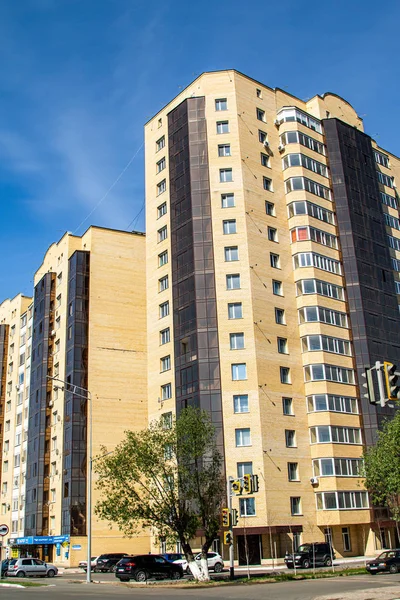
top-left (195, 552), bottom-right (224, 572)
top-left (79, 556), bottom-right (98, 570)
top-left (163, 553), bottom-right (189, 572)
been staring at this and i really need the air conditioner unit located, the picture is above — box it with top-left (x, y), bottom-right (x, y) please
top-left (310, 476), bottom-right (319, 485)
top-left (50, 330), bottom-right (56, 337)
top-left (48, 401), bottom-right (54, 408)
top-left (55, 449), bottom-right (59, 455)
top-left (274, 119), bottom-right (281, 127)
top-left (263, 139), bottom-right (269, 148)
top-left (278, 144), bottom-right (285, 153)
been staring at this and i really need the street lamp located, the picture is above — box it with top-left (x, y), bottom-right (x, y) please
top-left (47, 376), bottom-right (93, 584)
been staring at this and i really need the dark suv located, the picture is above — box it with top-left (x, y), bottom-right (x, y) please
top-left (115, 555), bottom-right (183, 582)
top-left (94, 553), bottom-right (128, 573)
top-left (285, 543), bottom-right (335, 569)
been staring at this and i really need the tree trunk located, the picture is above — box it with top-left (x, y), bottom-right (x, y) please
top-left (181, 541), bottom-right (208, 582)
top-left (199, 556), bottom-right (210, 581)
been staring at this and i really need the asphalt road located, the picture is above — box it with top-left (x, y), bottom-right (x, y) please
top-left (1, 573), bottom-right (400, 600)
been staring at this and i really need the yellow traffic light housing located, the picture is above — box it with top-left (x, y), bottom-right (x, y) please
top-left (231, 479), bottom-right (242, 495)
top-left (243, 473), bottom-right (252, 494)
top-left (224, 531), bottom-right (232, 545)
top-left (222, 508), bottom-right (230, 527)
top-left (384, 361), bottom-right (400, 400)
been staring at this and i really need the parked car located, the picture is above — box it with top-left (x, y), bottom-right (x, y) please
top-left (163, 553), bottom-right (189, 573)
top-left (7, 558), bottom-right (58, 578)
top-left (195, 552), bottom-right (224, 572)
top-left (94, 553), bottom-right (128, 573)
top-left (366, 549), bottom-right (400, 574)
top-left (1, 559), bottom-right (9, 577)
top-left (115, 554), bottom-right (183, 582)
top-left (79, 556), bottom-right (99, 570)
top-left (285, 543), bottom-right (335, 569)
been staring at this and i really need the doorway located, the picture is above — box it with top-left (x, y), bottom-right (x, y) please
top-left (237, 534), bottom-right (261, 565)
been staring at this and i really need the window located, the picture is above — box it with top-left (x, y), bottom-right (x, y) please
top-left (5, 420), bottom-right (10, 432)
top-left (302, 334), bottom-right (351, 356)
top-left (381, 192), bottom-right (398, 209)
top-left (296, 278), bottom-right (344, 301)
top-left (230, 333), bottom-right (244, 350)
top-left (161, 383), bottom-right (172, 400)
top-left (57, 272), bottom-right (62, 287)
top-left (222, 193), bottom-right (235, 208)
top-left (218, 144), bottom-right (231, 157)
top-left (158, 226), bottom-right (167, 242)
top-left (256, 108), bottom-right (266, 122)
top-left (377, 171), bottom-right (394, 188)
top-left (313, 457), bottom-right (362, 477)
top-left (158, 251), bottom-right (168, 267)
top-left (288, 200), bottom-right (335, 225)
top-left (298, 306), bottom-right (348, 328)
top-left (51, 488), bottom-right (56, 503)
top-left (278, 337), bottom-right (288, 354)
top-left (304, 364), bottom-right (355, 384)
top-left (272, 280), bottom-right (283, 296)
top-left (156, 136), bottom-right (165, 152)
top-left (291, 227), bottom-right (338, 249)
top-left (228, 302), bottom-right (242, 319)
top-left (237, 462), bottom-right (253, 477)
top-left (235, 428), bottom-right (251, 447)
top-left (51, 437), bottom-right (57, 451)
top-left (160, 328), bottom-right (170, 345)
top-left (240, 497), bottom-right (256, 516)
top-left (387, 235), bottom-right (400, 251)
top-left (375, 151), bottom-right (389, 168)
top-left (316, 491), bottom-right (369, 510)
top-left (275, 308), bottom-right (285, 324)
top-left (265, 201), bottom-right (275, 216)
top-left (307, 394), bottom-right (358, 414)
top-left (227, 274), bottom-right (241, 289)
top-left (288, 463), bottom-right (299, 481)
top-left (158, 118), bottom-right (162, 127)
top-left (291, 497), bottom-right (302, 515)
top-left (234, 394), bottom-right (249, 413)
top-left (283, 397), bottom-right (293, 415)
top-left (342, 527), bottom-right (351, 551)
top-left (384, 213), bottom-right (400, 230)
top-left (283, 153), bottom-right (328, 178)
top-left (217, 121), bottom-right (229, 134)
top-left (223, 219), bottom-right (236, 234)
top-left (263, 177), bottom-right (272, 191)
top-left (157, 157), bottom-right (166, 173)
top-left (285, 176), bottom-right (331, 200)
top-left (3, 461), bottom-right (8, 473)
top-left (157, 179), bottom-right (166, 195)
top-left (220, 168), bottom-right (233, 183)
top-left (258, 130), bottom-right (267, 143)
top-left (256, 88), bottom-right (262, 98)
top-left (268, 227), bottom-right (278, 242)
top-left (281, 130), bottom-right (326, 155)
top-left (160, 356), bottom-right (171, 372)
top-left (261, 153), bottom-right (270, 167)
top-left (162, 412), bottom-right (173, 429)
top-left (285, 430), bottom-right (296, 447)
top-left (270, 253), bottom-right (280, 268)
top-left (225, 246), bottom-right (239, 261)
top-left (232, 363), bottom-right (247, 380)
top-left (157, 202), bottom-right (167, 218)
top-left (276, 107), bottom-right (322, 134)
top-left (280, 367), bottom-right (291, 384)
top-left (159, 301), bottom-right (169, 318)
top-left (159, 275), bottom-right (169, 292)
top-left (310, 425), bottom-right (362, 444)
top-left (215, 98), bottom-right (228, 111)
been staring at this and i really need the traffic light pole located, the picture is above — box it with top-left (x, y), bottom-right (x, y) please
top-left (227, 476), bottom-right (234, 580)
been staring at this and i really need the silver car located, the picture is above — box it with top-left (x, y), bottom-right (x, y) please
top-left (7, 558), bottom-right (58, 578)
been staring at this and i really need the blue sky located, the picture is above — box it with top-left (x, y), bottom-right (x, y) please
top-left (1, 0), bottom-right (400, 301)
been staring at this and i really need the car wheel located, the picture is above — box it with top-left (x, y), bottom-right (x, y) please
top-left (171, 570), bottom-right (181, 580)
top-left (214, 562), bottom-right (223, 573)
top-left (111, 564), bottom-right (118, 573)
top-left (135, 570), bottom-right (148, 582)
top-left (185, 566), bottom-right (191, 575)
top-left (47, 570), bottom-right (56, 578)
top-left (389, 564), bottom-right (398, 574)
top-left (16, 571), bottom-right (26, 578)
top-left (302, 559), bottom-right (311, 569)
top-left (324, 557), bottom-right (332, 567)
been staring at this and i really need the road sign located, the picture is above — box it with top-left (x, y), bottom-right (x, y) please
top-left (0, 524), bottom-right (9, 536)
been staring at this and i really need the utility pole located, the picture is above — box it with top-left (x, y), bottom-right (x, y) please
top-left (226, 477), bottom-right (234, 580)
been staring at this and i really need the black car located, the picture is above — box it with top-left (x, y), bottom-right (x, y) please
top-left (115, 554), bottom-right (183, 582)
top-left (1, 559), bottom-right (9, 577)
top-left (94, 553), bottom-right (128, 573)
top-left (285, 543), bottom-right (335, 569)
top-left (366, 549), bottom-right (400, 574)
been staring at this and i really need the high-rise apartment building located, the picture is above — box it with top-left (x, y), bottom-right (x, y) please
top-left (0, 226), bottom-right (149, 565)
top-left (145, 70), bottom-right (400, 562)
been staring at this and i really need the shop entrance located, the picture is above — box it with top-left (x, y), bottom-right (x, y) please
top-left (237, 534), bottom-right (262, 565)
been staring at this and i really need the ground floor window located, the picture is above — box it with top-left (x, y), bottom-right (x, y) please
top-left (342, 527), bottom-right (351, 551)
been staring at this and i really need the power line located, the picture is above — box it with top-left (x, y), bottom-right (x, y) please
top-left (126, 200), bottom-right (145, 231)
top-left (73, 142), bottom-right (144, 235)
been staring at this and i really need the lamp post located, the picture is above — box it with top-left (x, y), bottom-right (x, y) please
top-left (47, 376), bottom-right (93, 584)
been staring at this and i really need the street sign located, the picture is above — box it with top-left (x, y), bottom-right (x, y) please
top-left (0, 524), bottom-right (9, 536)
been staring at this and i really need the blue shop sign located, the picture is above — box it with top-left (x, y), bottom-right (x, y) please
top-left (12, 535), bottom-right (69, 546)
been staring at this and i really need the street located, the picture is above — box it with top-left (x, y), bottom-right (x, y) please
top-left (1, 573), bottom-right (400, 600)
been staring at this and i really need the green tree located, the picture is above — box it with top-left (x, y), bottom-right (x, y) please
top-left (363, 411), bottom-right (400, 540)
top-left (94, 407), bottom-right (225, 581)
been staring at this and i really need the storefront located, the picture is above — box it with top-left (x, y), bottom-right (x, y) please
top-left (8, 535), bottom-right (70, 564)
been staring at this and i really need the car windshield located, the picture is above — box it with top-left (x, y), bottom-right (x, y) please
top-left (377, 551), bottom-right (395, 559)
top-left (8, 560), bottom-right (17, 566)
top-left (297, 545), bottom-right (312, 553)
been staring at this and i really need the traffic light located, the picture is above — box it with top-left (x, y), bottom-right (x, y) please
top-left (222, 508), bottom-right (230, 527)
top-left (224, 531), bottom-right (232, 545)
top-left (252, 474), bottom-right (259, 493)
top-left (243, 473), bottom-right (252, 494)
top-left (384, 362), bottom-right (400, 400)
top-left (231, 479), bottom-right (242, 495)
top-left (362, 366), bottom-right (376, 405)
top-left (231, 508), bottom-right (238, 526)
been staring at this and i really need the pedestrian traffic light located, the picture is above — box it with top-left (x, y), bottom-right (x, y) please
top-left (384, 362), bottom-right (400, 400)
top-left (231, 508), bottom-right (238, 526)
top-left (243, 473), bottom-right (252, 494)
top-left (231, 479), bottom-right (242, 495)
top-left (222, 508), bottom-right (230, 527)
top-left (224, 531), bottom-right (232, 545)
top-left (361, 366), bottom-right (376, 405)
top-left (252, 474), bottom-right (259, 493)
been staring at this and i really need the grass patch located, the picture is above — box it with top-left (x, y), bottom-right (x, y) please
top-left (0, 579), bottom-right (45, 587)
